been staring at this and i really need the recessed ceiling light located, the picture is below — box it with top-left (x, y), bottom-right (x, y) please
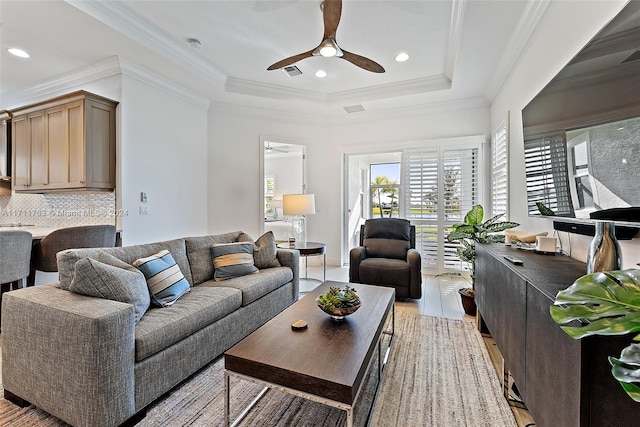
top-left (315, 70), bottom-right (327, 78)
top-left (8, 48), bottom-right (30, 58)
top-left (395, 52), bottom-right (409, 62)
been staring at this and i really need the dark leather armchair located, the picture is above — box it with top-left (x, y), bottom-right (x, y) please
top-left (349, 218), bottom-right (422, 299)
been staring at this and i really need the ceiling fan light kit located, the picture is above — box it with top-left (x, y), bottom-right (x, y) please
top-left (267, 0), bottom-right (384, 73)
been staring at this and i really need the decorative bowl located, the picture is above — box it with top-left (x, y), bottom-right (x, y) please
top-left (316, 285), bottom-right (361, 321)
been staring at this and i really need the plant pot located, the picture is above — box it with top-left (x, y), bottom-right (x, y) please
top-left (458, 288), bottom-right (477, 316)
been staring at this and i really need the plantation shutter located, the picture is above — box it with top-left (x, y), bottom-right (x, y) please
top-left (524, 134), bottom-right (573, 216)
top-left (404, 149), bottom-right (439, 269)
top-left (491, 123), bottom-right (508, 217)
top-left (403, 146), bottom-right (479, 271)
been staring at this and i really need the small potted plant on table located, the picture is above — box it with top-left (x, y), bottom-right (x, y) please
top-left (446, 204), bottom-right (519, 315)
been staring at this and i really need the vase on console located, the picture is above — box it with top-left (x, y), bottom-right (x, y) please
top-left (586, 220), bottom-right (622, 273)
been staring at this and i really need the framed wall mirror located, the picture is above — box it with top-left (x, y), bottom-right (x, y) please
top-left (261, 137), bottom-right (306, 242)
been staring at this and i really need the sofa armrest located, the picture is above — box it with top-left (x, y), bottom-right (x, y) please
top-left (276, 248), bottom-right (300, 301)
top-left (1, 285), bottom-right (136, 427)
top-left (407, 248), bottom-right (422, 299)
top-left (349, 246), bottom-right (367, 283)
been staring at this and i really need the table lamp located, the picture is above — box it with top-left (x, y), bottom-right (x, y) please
top-left (283, 194), bottom-right (316, 245)
top-left (270, 198), bottom-right (283, 220)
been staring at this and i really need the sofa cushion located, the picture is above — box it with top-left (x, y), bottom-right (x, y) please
top-left (201, 266), bottom-right (293, 306)
top-left (133, 250), bottom-right (191, 307)
top-left (239, 231), bottom-right (281, 269)
top-left (185, 232), bottom-right (244, 285)
top-left (134, 286), bottom-right (242, 361)
top-left (57, 238), bottom-right (192, 290)
top-left (212, 242), bottom-right (259, 281)
top-left (359, 258), bottom-right (410, 287)
top-left (69, 254), bottom-right (150, 323)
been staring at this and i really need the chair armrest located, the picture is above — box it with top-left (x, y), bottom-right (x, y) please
top-left (349, 246), bottom-right (367, 283)
top-left (407, 248), bottom-right (422, 299)
top-left (276, 248), bottom-right (300, 301)
top-left (1, 285), bottom-right (136, 427)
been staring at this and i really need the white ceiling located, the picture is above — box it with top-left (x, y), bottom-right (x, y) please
top-left (0, 0), bottom-right (549, 115)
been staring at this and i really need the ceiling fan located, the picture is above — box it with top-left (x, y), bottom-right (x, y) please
top-left (265, 142), bottom-right (290, 153)
top-left (267, 0), bottom-right (385, 73)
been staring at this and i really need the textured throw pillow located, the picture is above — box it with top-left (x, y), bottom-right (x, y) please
top-left (239, 231), bottom-right (281, 269)
top-left (69, 256), bottom-right (150, 323)
top-left (211, 242), bottom-right (259, 281)
top-left (133, 249), bottom-right (190, 307)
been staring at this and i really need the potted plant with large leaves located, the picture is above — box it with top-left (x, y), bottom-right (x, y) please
top-left (551, 268), bottom-right (640, 402)
top-left (446, 204), bottom-right (519, 315)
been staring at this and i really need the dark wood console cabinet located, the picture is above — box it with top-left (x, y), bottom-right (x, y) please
top-left (475, 243), bottom-right (640, 427)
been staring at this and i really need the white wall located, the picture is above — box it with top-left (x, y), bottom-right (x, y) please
top-left (490, 0), bottom-right (639, 268)
top-left (119, 75), bottom-right (209, 245)
top-left (208, 103), bottom-right (490, 265)
top-left (208, 105), bottom-right (328, 242)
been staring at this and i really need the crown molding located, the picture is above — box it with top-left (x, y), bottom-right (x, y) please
top-left (65, 0), bottom-right (227, 85)
top-left (445, 0), bottom-right (467, 80)
top-left (224, 78), bottom-right (328, 103)
top-left (119, 59), bottom-right (211, 109)
top-left (209, 101), bottom-right (329, 127)
top-left (328, 75), bottom-right (451, 106)
top-left (484, 0), bottom-right (552, 102)
top-left (331, 96), bottom-right (489, 125)
top-left (0, 56), bottom-right (122, 109)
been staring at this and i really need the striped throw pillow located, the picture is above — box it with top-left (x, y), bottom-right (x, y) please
top-left (133, 249), bottom-right (190, 307)
top-left (212, 242), bottom-right (259, 281)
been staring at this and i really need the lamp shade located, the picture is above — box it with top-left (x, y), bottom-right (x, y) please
top-left (270, 198), bottom-right (283, 209)
top-left (283, 194), bottom-right (316, 216)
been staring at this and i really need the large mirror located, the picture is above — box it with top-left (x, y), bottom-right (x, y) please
top-left (262, 139), bottom-right (306, 242)
top-left (522, 1), bottom-right (640, 224)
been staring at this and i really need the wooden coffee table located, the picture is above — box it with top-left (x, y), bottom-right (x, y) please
top-left (224, 281), bottom-right (395, 427)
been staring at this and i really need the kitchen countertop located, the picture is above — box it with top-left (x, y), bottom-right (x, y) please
top-left (0, 225), bottom-right (120, 240)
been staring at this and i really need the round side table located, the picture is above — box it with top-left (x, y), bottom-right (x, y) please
top-left (277, 241), bottom-right (326, 292)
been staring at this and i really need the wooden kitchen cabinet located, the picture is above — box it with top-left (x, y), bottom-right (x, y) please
top-left (11, 91), bottom-right (117, 192)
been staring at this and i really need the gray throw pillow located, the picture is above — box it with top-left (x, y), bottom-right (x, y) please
top-left (239, 231), bottom-right (281, 269)
top-left (212, 241), bottom-right (259, 280)
top-left (69, 256), bottom-right (151, 323)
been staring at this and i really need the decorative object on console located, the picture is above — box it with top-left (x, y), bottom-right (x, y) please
top-left (283, 193), bottom-right (316, 245)
top-left (446, 204), bottom-right (519, 316)
top-left (551, 267), bottom-right (640, 402)
top-left (586, 220), bottom-right (622, 273)
top-left (316, 285), bottom-right (361, 321)
top-left (505, 229), bottom-right (548, 244)
top-left (534, 236), bottom-right (558, 255)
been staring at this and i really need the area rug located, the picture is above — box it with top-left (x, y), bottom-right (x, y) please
top-left (0, 313), bottom-right (517, 426)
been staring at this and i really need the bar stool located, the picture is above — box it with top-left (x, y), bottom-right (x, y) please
top-left (1, 230), bottom-right (33, 329)
top-left (29, 225), bottom-right (117, 286)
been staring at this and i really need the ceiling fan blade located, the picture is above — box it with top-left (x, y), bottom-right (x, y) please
top-left (340, 49), bottom-right (385, 73)
top-left (267, 49), bottom-right (315, 70)
top-left (322, 0), bottom-right (342, 40)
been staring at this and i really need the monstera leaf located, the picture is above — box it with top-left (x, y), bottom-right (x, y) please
top-left (551, 268), bottom-right (640, 402)
top-left (609, 343), bottom-right (640, 402)
top-left (550, 269), bottom-right (640, 339)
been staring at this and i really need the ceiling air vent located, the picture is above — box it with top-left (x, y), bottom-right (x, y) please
top-left (343, 105), bottom-right (365, 114)
top-left (282, 66), bottom-right (302, 76)
top-left (622, 50), bottom-right (640, 64)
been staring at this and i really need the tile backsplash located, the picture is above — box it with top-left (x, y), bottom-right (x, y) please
top-left (0, 192), bottom-right (117, 228)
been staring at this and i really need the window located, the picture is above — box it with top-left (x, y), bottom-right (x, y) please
top-left (370, 163), bottom-right (400, 218)
top-left (491, 122), bottom-right (508, 218)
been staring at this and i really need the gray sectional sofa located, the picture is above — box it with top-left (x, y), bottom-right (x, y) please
top-left (1, 231), bottom-right (299, 427)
